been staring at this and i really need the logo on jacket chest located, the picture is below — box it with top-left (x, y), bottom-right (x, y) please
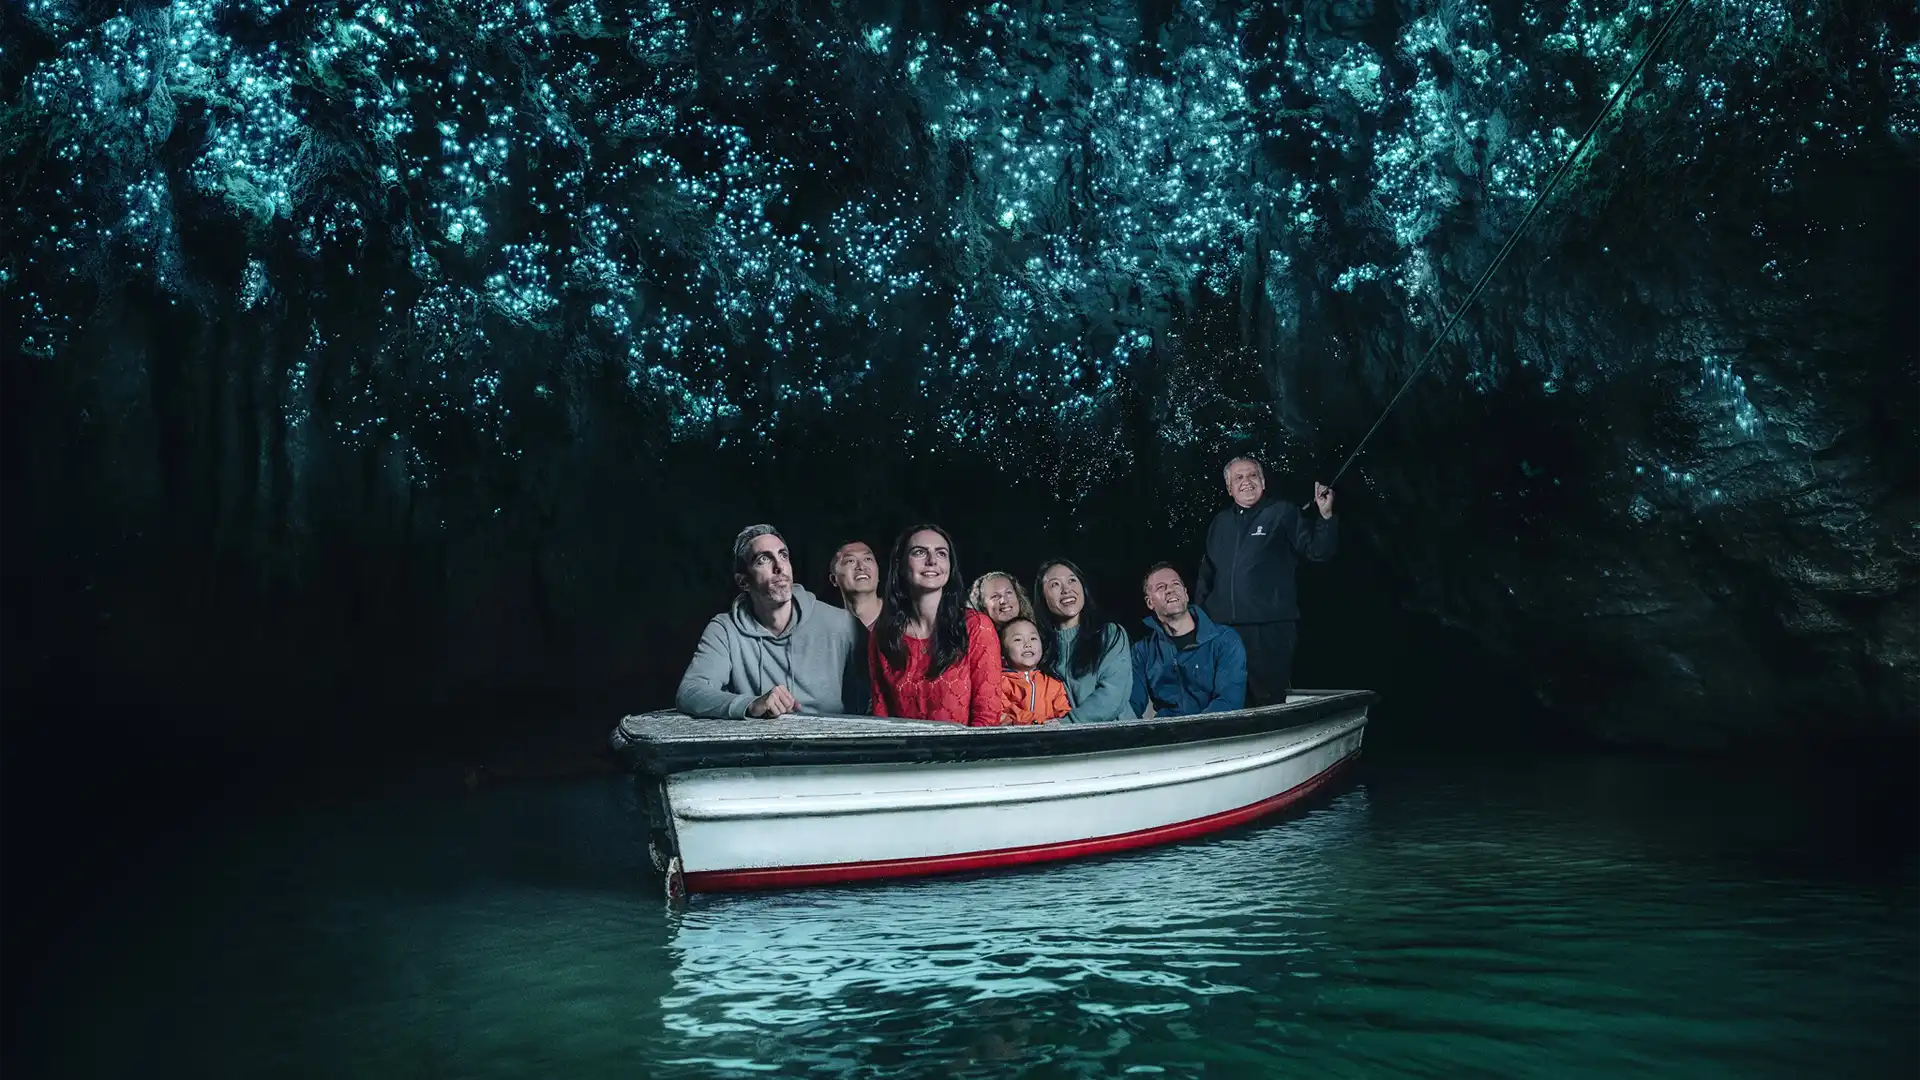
top-left (1250, 525), bottom-right (1267, 537)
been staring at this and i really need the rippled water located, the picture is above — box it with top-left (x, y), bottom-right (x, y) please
top-left (14, 754), bottom-right (1916, 1078)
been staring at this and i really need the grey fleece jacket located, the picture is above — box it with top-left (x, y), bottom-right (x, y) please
top-left (675, 584), bottom-right (861, 718)
top-left (1055, 623), bottom-right (1137, 723)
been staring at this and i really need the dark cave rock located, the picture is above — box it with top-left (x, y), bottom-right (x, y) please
top-left (1, 0), bottom-right (1914, 755)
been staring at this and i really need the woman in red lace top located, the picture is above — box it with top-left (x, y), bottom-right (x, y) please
top-left (868, 524), bottom-right (1005, 726)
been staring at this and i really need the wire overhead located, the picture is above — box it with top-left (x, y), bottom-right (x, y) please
top-left (1330, 0), bottom-right (1697, 485)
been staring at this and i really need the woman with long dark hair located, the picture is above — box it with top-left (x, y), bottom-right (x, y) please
top-left (1033, 559), bottom-right (1135, 722)
top-left (869, 524), bottom-right (1005, 726)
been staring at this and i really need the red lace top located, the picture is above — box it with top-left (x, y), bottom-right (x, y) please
top-left (868, 609), bottom-right (1005, 726)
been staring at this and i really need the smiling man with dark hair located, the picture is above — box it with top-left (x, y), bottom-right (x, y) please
top-left (825, 539), bottom-right (880, 712)
top-left (675, 524), bottom-right (861, 719)
top-left (827, 540), bottom-right (882, 628)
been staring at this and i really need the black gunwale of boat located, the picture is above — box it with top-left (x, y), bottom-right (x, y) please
top-left (620, 690), bottom-right (1376, 775)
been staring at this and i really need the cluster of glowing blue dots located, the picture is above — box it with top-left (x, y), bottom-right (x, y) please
top-left (7, 0), bottom-right (1896, 490)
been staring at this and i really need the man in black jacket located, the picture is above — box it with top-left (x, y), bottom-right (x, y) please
top-left (1193, 456), bottom-right (1336, 706)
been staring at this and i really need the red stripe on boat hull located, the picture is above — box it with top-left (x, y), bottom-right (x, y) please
top-left (684, 749), bottom-right (1360, 892)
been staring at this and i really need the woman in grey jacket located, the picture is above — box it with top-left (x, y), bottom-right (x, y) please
top-left (1032, 559), bottom-right (1135, 723)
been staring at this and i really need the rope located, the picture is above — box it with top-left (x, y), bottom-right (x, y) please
top-left (1329, 0), bottom-right (1695, 485)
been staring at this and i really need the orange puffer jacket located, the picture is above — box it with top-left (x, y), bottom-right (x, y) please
top-left (999, 669), bottom-right (1070, 725)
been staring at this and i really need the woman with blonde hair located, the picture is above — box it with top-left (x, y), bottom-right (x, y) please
top-left (967, 570), bottom-right (1034, 629)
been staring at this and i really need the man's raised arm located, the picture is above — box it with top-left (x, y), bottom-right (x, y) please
top-left (1288, 494), bottom-right (1338, 563)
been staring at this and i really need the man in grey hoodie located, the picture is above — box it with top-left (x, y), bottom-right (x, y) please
top-left (675, 524), bottom-right (863, 719)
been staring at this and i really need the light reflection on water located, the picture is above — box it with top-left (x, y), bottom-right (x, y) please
top-left (654, 789), bottom-right (1369, 1075)
top-left (663, 788), bottom-right (1372, 1054)
top-left (14, 758), bottom-right (1917, 1080)
top-left (653, 766), bottom-right (1917, 1079)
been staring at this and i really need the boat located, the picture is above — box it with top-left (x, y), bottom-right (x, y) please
top-left (609, 689), bottom-right (1373, 899)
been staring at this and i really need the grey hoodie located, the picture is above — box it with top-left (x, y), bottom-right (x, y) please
top-left (675, 584), bottom-right (861, 719)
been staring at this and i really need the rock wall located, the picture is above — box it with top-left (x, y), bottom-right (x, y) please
top-left (2, 0), bottom-right (1913, 751)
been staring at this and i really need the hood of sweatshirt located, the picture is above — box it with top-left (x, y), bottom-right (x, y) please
top-left (728, 583), bottom-right (822, 640)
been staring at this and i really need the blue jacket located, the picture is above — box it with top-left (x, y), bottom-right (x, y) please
top-left (1128, 606), bottom-right (1247, 718)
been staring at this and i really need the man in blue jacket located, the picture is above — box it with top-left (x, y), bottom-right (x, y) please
top-left (1193, 456), bottom-right (1335, 706)
top-left (1131, 563), bottom-right (1247, 717)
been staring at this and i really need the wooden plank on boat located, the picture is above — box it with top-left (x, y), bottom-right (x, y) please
top-left (617, 712), bottom-right (960, 742)
top-left (611, 690), bottom-right (1376, 776)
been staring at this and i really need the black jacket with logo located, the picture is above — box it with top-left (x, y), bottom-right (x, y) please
top-left (1192, 496), bottom-right (1337, 625)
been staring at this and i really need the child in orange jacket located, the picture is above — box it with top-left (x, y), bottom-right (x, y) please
top-left (999, 618), bottom-right (1071, 725)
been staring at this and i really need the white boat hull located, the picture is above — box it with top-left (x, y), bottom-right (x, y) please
top-left (619, 696), bottom-right (1368, 892)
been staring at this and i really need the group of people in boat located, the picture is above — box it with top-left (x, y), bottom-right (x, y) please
top-left (674, 455), bottom-right (1337, 725)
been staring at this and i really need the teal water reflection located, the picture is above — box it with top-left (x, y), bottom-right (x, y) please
top-left (660, 789), bottom-right (1374, 1074)
top-left (15, 755), bottom-right (1916, 1079)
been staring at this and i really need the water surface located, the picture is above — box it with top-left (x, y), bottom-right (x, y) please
top-left (16, 754), bottom-right (1916, 1078)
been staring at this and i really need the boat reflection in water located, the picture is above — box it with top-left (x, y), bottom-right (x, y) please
top-left (655, 785), bottom-right (1372, 1075)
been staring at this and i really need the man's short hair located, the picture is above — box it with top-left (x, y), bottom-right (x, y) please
top-left (1142, 561), bottom-right (1183, 591)
top-left (1222, 455), bottom-right (1265, 482)
top-left (732, 524), bottom-right (785, 578)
